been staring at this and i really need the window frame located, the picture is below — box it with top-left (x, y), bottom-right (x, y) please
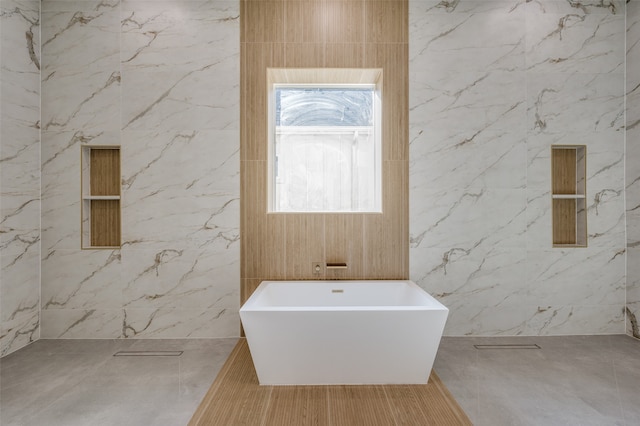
top-left (266, 69), bottom-right (383, 214)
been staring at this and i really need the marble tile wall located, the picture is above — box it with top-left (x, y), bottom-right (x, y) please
top-left (1, 0), bottom-right (634, 348)
top-left (0, 0), bottom-right (41, 356)
top-left (410, 0), bottom-right (627, 335)
top-left (627, 0), bottom-right (640, 339)
top-left (39, 0), bottom-right (240, 339)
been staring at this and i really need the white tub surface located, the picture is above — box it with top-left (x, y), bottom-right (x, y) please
top-left (239, 280), bottom-right (449, 385)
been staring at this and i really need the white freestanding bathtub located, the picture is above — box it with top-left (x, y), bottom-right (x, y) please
top-left (239, 280), bottom-right (449, 385)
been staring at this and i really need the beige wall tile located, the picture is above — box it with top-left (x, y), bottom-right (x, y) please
top-left (285, 43), bottom-right (325, 68)
top-left (365, 1), bottom-right (407, 43)
top-left (325, 214), bottom-right (365, 279)
top-left (365, 43), bottom-right (408, 161)
top-left (285, 214), bottom-right (325, 279)
top-left (285, 1), bottom-right (325, 43)
top-left (363, 160), bottom-right (408, 279)
top-left (241, 278), bottom-right (264, 306)
top-left (325, 1), bottom-right (366, 44)
top-left (241, 43), bottom-right (285, 161)
top-left (241, 161), bottom-right (284, 280)
top-left (241, 0), bottom-right (408, 299)
top-left (241, 0), bottom-right (285, 43)
top-left (324, 43), bottom-right (365, 68)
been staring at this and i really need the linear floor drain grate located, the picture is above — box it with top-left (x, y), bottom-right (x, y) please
top-left (113, 351), bottom-right (183, 357)
top-left (473, 344), bottom-right (541, 350)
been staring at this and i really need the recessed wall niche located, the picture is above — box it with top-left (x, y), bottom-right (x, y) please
top-left (551, 145), bottom-right (587, 247)
top-left (81, 145), bottom-right (121, 249)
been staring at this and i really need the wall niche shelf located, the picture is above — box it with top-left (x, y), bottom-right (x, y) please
top-left (81, 145), bottom-right (121, 249)
top-left (551, 145), bottom-right (586, 248)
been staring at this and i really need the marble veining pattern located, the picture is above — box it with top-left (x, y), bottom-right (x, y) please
top-left (121, 129), bottom-right (239, 250)
top-left (39, 0), bottom-right (240, 340)
top-left (3, 0), bottom-right (637, 347)
top-left (627, 0), bottom-right (640, 337)
top-left (120, 1), bottom-right (238, 133)
top-left (410, 0), bottom-right (627, 335)
top-left (41, 3), bottom-right (121, 133)
top-left (1, 0), bottom-right (41, 356)
top-left (525, 0), bottom-right (625, 74)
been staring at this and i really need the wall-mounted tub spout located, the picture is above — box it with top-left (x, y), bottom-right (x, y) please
top-left (326, 262), bottom-right (347, 269)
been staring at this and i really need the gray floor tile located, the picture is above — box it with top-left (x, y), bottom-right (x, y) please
top-left (434, 335), bottom-right (639, 426)
top-left (1, 335), bottom-right (638, 426)
top-left (1, 338), bottom-right (238, 426)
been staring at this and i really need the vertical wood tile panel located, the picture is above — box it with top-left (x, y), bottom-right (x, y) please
top-left (284, 0), bottom-right (325, 43)
top-left (365, 0), bottom-right (407, 43)
top-left (364, 160), bottom-right (407, 278)
top-left (242, 161), bottom-right (286, 281)
top-left (242, 206), bottom-right (286, 280)
top-left (241, 278), bottom-right (263, 307)
top-left (553, 199), bottom-right (577, 245)
top-left (285, 43), bottom-right (324, 68)
top-left (241, 0), bottom-right (285, 43)
top-left (325, 213), bottom-right (364, 279)
top-left (365, 43), bottom-right (408, 161)
top-left (91, 200), bottom-right (121, 247)
top-left (324, 43), bottom-right (365, 68)
top-left (241, 43), bottom-right (285, 161)
top-left (399, 160), bottom-right (410, 274)
top-left (265, 214), bottom-right (287, 279)
top-left (241, 0), bottom-right (408, 299)
top-left (285, 214), bottom-right (325, 279)
top-left (241, 161), bottom-right (263, 279)
top-left (362, 214), bottom-right (386, 278)
top-left (551, 148), bottom-right (577, 194)
top-left (325, 1), bottom-right (366, 44)
top-left (551, 146), bottom-right (586, 246)
top-left (90, 149), bottom-right (120, 195)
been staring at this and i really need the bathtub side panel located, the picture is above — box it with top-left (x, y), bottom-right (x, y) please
top-left (240, 308), bottom-right (448, 385)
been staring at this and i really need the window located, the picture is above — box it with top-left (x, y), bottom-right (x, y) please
top-left (267, 69), bottom-right (382, 213)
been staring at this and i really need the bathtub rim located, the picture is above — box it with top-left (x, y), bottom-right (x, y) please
top-left (240, 279), bottom-right (449, 312)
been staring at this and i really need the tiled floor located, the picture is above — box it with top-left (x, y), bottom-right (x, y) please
top-left (0, 338), bottom-right (238, 426)
top-left (0, 335), bottom-right (638, 426)
top-left (434, 335), bottom-right (640, 426)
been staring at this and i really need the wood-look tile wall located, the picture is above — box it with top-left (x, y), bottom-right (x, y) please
top-left (240, 0), bottom-right (409, 302)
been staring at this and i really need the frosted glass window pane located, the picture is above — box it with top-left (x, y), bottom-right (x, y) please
top-left (272, 86), bottom-right (380, 213)
top-left (276, 88), bottom-right (373, 127)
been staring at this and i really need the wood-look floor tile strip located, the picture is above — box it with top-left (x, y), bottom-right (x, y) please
top-left (264, 386), bottom-right (329, 426)
top-left (188, 339), bottom-right (272, 426)
top-left (425, 374), bottom-right (473, 425)
top-left (328, 386), bottom-right (395, 426)
top-left (384, 380), bottom-right (472, 426)
top-left (189, 339), bottom-right (472, 426)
